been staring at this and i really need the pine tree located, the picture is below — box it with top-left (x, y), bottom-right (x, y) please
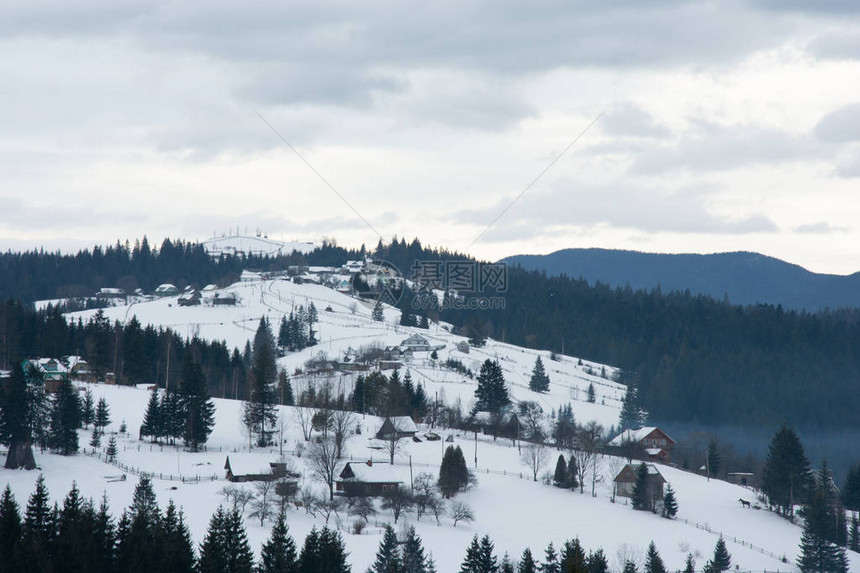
top-left (258, 511), bottom-right (298, 573)
top-left (706, 438), bottom-right (721, 478)
top-left (662, 484), bottom-right (678, 518)
top-left (179, 353), bottom-right (215, 452)
top-left (93, 494), bottom-right (116, 573)
top-left (372, 301), bottom-right (385, 322)
top-left (682, 554), bottom-right (695, 573)
top-left (473, 360), bottom-right (509, 414)
top-left (81, 388), bottom-right (95, 428)
top-left (371, 525), bottom-right (403, 573)
top-left (632, 463), bottom-right (650, 511)
top-left (461, 536), bottom-right (483, 573)
top-left (0, 485), bottom-right (22, 573)
top-left (478, 535), bottom-right (499, 573)
top-left (23, 474), bottom-right (55, 566)
top-left (517, 548), bottom-right (537, 573)
top-left (540, 541), bottom-right (560, 573)
top-left (106, 435), bottom-right (118, 462)
top-left (243, 318), bottom-right (279, 447)
top-left (622, 562), bottom-right (638, 573)
top-left (587, 549), bottom-right (609, 573)
top-left (90, 427), bottom-right (102, 448)
top-left (439, 445), bottom-right (470, 497)
top-left (643, 541), bottom-right (666, 573)
top-left (528, 357), bottom-right (550, 393)
top-left (0, 363), bottom-right (37, 469)
top-left (586, 383), bottom-right (595, 403)
top-left (619, 383), bottom-right (645, 431)
top-left (467, 318), bottom-right (486, 348)
top-left (798, 485), bottom-right (848, 573)
top-left (707, 537), bottom-right (731, 573)
top-left (553, 454), bottom-right (567, 487)
top-left (95, 396), bottom-right (111, 432)
top-left (160, 501), bottom-right (195, 573)
top-left (559, 538), bottom-right (586, 573)
top-left (762, 425), bottom-right (812, 518)
top-left (841, 464), bottom-right (860, 515)
top-left (402, 526), bottom-right (430, 573)
top-left (566, 456), bottom-right (579, 491)
top-left (141, 387), bottom-right (162, 442)
top-left (316, 527), bottom-right (351, 573)
top-left (199, 506), bottom-right (255, 573)
top-left (50, 377), bottom-right (81, 455)
top-left (278, 315), bottom-right (291, 351)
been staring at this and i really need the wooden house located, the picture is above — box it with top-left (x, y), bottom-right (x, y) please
top-left (65, 356), bottom-right (97, 383)
top-left (375, 416), bottom-right (418, 440)
top-left (614, 463), bottom-right (666, 505)
top-left (224, 456), bottom-right (292, 483)
top-left (22, 358), bottom-right (69, 393)
top-left (211, 292), bottom-right (238, 306)
top-left (335, 461), bottom-right (404, 496)
top-left (607, 427), bottom-right (675, 463)
top-left (155, 283), bottom-right (179, 297)
top-left (177, 290), bottom-right (201, 306)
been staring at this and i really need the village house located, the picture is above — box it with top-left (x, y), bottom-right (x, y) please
top-left (155, 283), bottom-right (179, 297)
top-left (224, 456), bottom-right (294, 483)
top-left (607, 426), bottom-right (676, 464)
top-left (614, 463), bottom-right (667, 506)
top-left (64, 356), bottom-right (97, 383)
top-left (210, 292), bottom-right (238, 306)
top-left (22, 358), bottom-right (68, 393)
top-left (177, 290), bottom-right (202, 306)
top-left (375, 416), bottom-right (419, 440)
top-left (400, 334), bottom-right (432, 352)
top-left (335, 460), bottom-right (404, 496)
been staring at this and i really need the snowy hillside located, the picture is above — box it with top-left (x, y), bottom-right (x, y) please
top-left (1, 381), bottom-right (829, 572)
top-left (8, 276), bottom-right (843, 571)
top-left (202, 234), bottom-right (316, 258)
top-left (66, 277), bottom-right (624, 427)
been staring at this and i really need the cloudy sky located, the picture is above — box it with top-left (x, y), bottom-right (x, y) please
top-left (4, 1), bottom-right (860, 273)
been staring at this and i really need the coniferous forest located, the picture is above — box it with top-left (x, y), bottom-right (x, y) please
top-left (3, 237), bottom-right (860, 434)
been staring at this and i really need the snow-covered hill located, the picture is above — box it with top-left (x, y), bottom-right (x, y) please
top-left (66, 277), bottom-right (624, 427)
top-left (202, 234), bottom-right (316, 258)
top-left (6, 276), bottom-right (842, 571)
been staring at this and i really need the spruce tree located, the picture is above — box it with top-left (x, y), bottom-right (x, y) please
top-left (106, 435), bottom-right (118, 462)
top-left (553, 454), bottom-right (567, 488)
top-left (706, 438), bottom-right (721, 478)
top-left (55, 483), bottom-right (97, 573)
top-left (402, 526), bottom-right (430, 573)
top-left (299, 527), bottom-right (321, 573)
top-left (23, 474), bottom-right (55, 569)
top-left (90, 427), bottom-right (102, 448)
top-left (461, 536), bottom-right (483, 573)
top-left (473, 360), bottom-right (509, 414)
top-left (587, 549), bottom-right (609, 573)
top-left (622, 562), bottom-right (638, 573)
top-left (370, 525), bottom-right (402, 573)
top-left (762, 425), bottom-right (812, 518)
top-left (540, 542), bottom-right (560, 573)
top-left (439, 445), bottom-right (470, 497)
top-left (372, 301), bottom-right (385, 322)
top-left (141, 387), bottom-right (162, 442)
top-left (631, 463), bottom-right (650, 511)
top-left (179, 353), bottom-right (215, 452)
top-left (92, 494), bottom-right (115, 573)
top-left (199, 506), bottom-right (254, 573)
top-left (50, 377), bottom-right (81, 455)
top-left (662, 484), bottom-right (678, 518)
top-left (528, 357), bottom-right (550, 393)
top-left (259, 511), bottom-right (298, 573)
top-left (559, 538), bottom-right (586, 573)
top-left (467, 318), bottom-right (486, 348)
top-left (643, 541), bottom-right (666, 573)
top-left (95, 396), bottom-right (111, 432)
top-left (0, 485), bottom-right (22, 573)
top-left (619, 383), bottom-right (645, 431)
top-left (586, 383), bottom-right (595, 403)
top-left (160, 501), bottom-right (195, 573)
top-left (682, 554), bottom-right (695, 573)
top-left (478, 535), bottom-right (499, 573)
top-left (566, 456), bottom-right (579, 491)
top-left (798, 485), bottom-right (848, 573)
top-left (0, 363), bottom-right (36, 469)
top-left (316, 527), bottom-right (351, 573)
top-left (517, 548), bottom-right (537, 573)
top-left (81, 388), bottom-right (95, 428)
top-left (243, 318), bottom-right (278, 447)
top-left (841, 464), bottom-right (860, 515)
top-left (708, 537), bottom-right (731, 573)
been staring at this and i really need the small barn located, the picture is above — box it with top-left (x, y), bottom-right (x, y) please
top-left (177, 291), bottom-right (202, 306)
top-left (614, 463), bottom-right (667, 502)
top-left (155, 284), bottom-right (179, 297)
top-left (375, 416), bottom-right (419, 440)
top-left (224, 456), bottom-right (290, 483)
top-left (336, 461), bottom-right (404, 496)
top-left (211, 292), bottom-right (238, 306)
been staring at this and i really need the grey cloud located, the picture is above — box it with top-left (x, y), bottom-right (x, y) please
top-left (795, 222), bottom-right (847, 233)
top-left (0, 196), bottom-right (150, 232)
top-left (454, 181), bottom-right (778, 240)
top-left (600, 103), bottom-right (671, 139)
top-left (752, 0), bottom-right (860, 14)
top-left (632, 124), bottom-right (824, 174)
top-left (814, 104), bottom-right (860, 143)
top-left (808, 31), bottom-right (860, 60)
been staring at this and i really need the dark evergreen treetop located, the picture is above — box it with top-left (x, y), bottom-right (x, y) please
top-left (473, 360), bottom-right (509, 414)
top-left (259, 511), bottom-right (298, 573)
top-left (762, 425), bottom-right (812, 517)
top-left (179, 352), bottom-right (215, 451)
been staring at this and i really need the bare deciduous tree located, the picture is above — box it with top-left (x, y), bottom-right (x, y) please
top-left (294, 406), bottom-right (313, 441)
top-left (249, 480), bottom-right (276, 526)
top-left (450, 501), bottom-right (474, 527)
top-left (346, 495), bottom-right (377, 523)
top-left (520, 442), bottom-right (550, 482)
top-left (381, 487), bottom-right (414, 524)
top-left (307, 438), bottom-right (341, 500)
top-left (317, 496), bottom-right (342, 525)
top-left (219, 485), bottom-right (255, 515)
top-left (330, 409), bottom-right (358, 458)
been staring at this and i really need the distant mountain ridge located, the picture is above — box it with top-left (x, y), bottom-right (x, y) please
top-left (500, 248), bottom-right (860, 312)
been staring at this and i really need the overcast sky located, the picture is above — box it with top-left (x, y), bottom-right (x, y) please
top-left (4, 1), bottom-right (860, 273)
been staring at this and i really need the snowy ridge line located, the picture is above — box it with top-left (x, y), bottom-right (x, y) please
top-left (675, 516), bottom-right (788, 566)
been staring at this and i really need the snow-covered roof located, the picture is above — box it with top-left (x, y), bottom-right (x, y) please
top-left (608, 427), bottom-right (673, 446)
top-left (224, 455), bottom-right (280, 477)
top-left (379, 416), bottom-right (418, 433)
top-left (202, 284), bottom-right (218, 292)
top-left (156, 283), bottom-right (178, 292)
top-left (339, 461), bottom-right (406, 483)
